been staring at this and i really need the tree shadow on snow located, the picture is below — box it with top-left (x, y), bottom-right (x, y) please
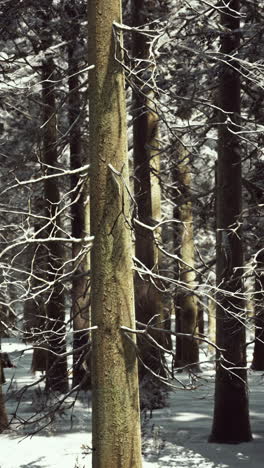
top-left (20, 457), bottom-right (46, 468)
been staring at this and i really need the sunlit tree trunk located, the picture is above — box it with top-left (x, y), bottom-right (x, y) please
top-left (173, 146), bottom-right (199, 370)
top-left (207, 297), bottom-right (216, 355)
top-left (178, 159), bottom-right (199, 369)
top-left (88, 0), bottom-right (142, 466)
top-left (209, 0), bottom-right (251, 443)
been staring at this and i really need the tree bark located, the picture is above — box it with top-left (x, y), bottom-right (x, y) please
top-left (0, 360), bottom-right (8, 432)
top-left (66, 2), bottom-right (91, 390)
top-left (178, 160), bottom-right (199, 370)
top-left (209, 0), bottom-right (252, 443)
top-left (132, 0), bottom-right (166, 384)
top-left (207, 297), bottom-right (216, 355)
top-left (40, 3), bottom-right (68, 393)
top-left (251, 249), bottom-right (264, 370)
top-left (173, 146), bottom-right (199, 371)
top-left (88, 1), bottom-right (142, 467)
top-left (42, 54), bottom-right (68, 393)
top-left (23, 216), bottom-right (48, 373)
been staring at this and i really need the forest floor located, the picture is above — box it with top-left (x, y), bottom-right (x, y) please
top-left (0, 338), bottom-right (264, 468)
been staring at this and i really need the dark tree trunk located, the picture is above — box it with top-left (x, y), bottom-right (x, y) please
top-left (66, 1), bottom-right (91, 391)
top-left (24, 201), bottom-right (49, 374)
top-left (0, 360), bottom-right (8, 432)
top-left (42, 58), bottom-right (68, 393)
top-left (31, 346), bottom-right (48, 373)
top-left (209, 0), bottom-right (252, 443)
top-left (198, 307), bottom-right (204, 337)
top-left (40, 2), bottom-right (68, 393)
top-left (251, 249), bottom-right (264, 370)
top-left (132, 0), bottom-right (166, 387)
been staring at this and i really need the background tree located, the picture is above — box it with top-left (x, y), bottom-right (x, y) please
top-left (0, 360), bottom-right (8, 432)
top-left (62, 0), bottom-right (91, 390)
top-left (209, 0), bottom-right (252, 443)
top-left (132, 0), bottom-right (168, 402)
top-left (40, 1), bottom-right (68, 393)
top-left (172, 144), bottom-right (200, 371)
top-left (251, 232), bottom-right (264, 370)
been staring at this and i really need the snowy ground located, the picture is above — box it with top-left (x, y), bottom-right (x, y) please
top-left (1, 338), bottom-right (264, 468)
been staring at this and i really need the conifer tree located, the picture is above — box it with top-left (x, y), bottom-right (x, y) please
top-left (40, 0), bottom-right (68, 393)
top-left (132, 0), bottom-right (166, 387)
top-left (88, 0), bottom-right (142, 466)
top-left (209, 0), bottom-right (252, 443)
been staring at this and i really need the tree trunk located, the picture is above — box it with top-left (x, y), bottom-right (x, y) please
top-left (31, 345), bottom-right (49, 373)
top-left (207, 297), bottom-right (216, 355)
top-left (132, 0), bottom-right (166, 385)
top-left (0, 302), bottom-right (11, 338)
top-left (174, 307), bottom-right (183, 365)
top-left (42, 56), bottom-right (68, 393)
top-left (88, 1), bottom-right (142, 467)
top-left (0, 360), bottom-right (8, 432)
top-left (209, 0), bottom-right (252, 443)
top-left (67, 2), bottom-right (91, 390)
top-left (198, 306), bottom-right (204, 344)
top-left (251, 249), bottom-right (264, 370)
top-left (173, 146), bottom-right (199, 371)
top-left (178, 161), bottom-right (199, 370)
top-left (172, 179), bottom-right (182, 365)
top-left (40, 4), bottom-right (68, 393)
top-left (23, 218), bottom-right (48, 373)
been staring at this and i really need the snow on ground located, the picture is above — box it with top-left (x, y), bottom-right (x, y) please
top-left (1, 338), bottom-right (264, 468)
